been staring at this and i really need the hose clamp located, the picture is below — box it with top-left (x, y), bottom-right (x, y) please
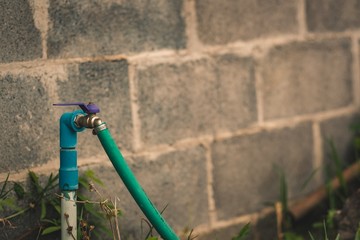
top-left (92, 123), bottom-right (107, 135)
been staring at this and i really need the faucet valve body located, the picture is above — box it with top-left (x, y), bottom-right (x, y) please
top-left (54, 102), bottom-right (105, 130)
top-left (74, 114), bottom-right (103, 129)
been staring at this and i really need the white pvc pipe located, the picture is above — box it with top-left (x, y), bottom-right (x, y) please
top-left (61, 191), bottom-right (77, 240)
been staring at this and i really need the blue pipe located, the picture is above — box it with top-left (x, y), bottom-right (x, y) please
top-left (59, 110), bottom-right (85, 191)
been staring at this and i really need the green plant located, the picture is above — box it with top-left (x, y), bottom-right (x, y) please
top-left (231, 222), bottom-right (250, 240)
top-left (1, 170), bottom-right (183, 240)
top-left (273, 165), bottom-right (294, 232)
top-left (312, 139), bottom-right (349, 231)
top-left (293, 136), bottom-right (357, 240)
top-left (29, 171), bottom-right (61, 236)
top-left (0, 172), bottom-right (61, 239)
top-left (309, 221), bottom-right (340, 240)
top-left (77, 169), bottom-right (121, 239)
top-left (355, 223), bottom-right (360, 240)
top-left (328, 139), bottom-right (348, 198)
top-left (0, 170), bottom-right (125, 240)
top-left (283, 232), bottom-right (304, 240)
top-left (0, 173), bottom-right (21, 227)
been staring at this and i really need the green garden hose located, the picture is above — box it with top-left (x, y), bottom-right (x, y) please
top-left (96, 124), bottom-right (179, 240)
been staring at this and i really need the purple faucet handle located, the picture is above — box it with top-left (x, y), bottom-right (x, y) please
top-left (53, 102), bottom-right (100, 114)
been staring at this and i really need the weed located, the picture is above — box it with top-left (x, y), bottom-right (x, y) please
top-left (0, 170), bottom-right (178, 240)
top-left (0, 170), bottom-right (122, 239)
top-left (327, 139), bottom-right (348, 198)
top-left (231, 222), bottom-right (250, 240)
top-left (273, 164), bottom-right (294, 234)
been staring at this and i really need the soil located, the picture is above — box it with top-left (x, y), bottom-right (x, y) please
top-left (336, 188), bottom-right (360, 240)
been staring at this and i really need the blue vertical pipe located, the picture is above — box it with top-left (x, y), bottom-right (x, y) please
top-left (58, 110), bottom-right (84, 240)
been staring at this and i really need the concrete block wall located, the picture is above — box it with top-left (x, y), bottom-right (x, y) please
top-left (1, 0), bottom-right (360, 239)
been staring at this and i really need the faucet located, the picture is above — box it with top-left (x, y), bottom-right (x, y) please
top-left (54, 102), bottom-right (179, 240)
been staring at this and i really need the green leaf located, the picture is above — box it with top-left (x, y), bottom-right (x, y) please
top-left (0, 173), bottom-right (10, 198)
top-left (323, 220), bottom-right (328, 240)
top-left (146, 237), bottom-right (158, 240)
top-left (51, 201), bottom-right (61, 214)
top-left (41, 218), bottom-right (59, 225)
top-left (13, 182), bottom-right (25, 199)
top-left (300, 168), bottom-right (319, 191)
top-left (40, 199), bottom-right (46, 219)
top-left (308, 231), bottom-right (315, 240)
top-left (84, 202), bottom-right (104, 220)
top-left (0, 198), bottom-right (20, 211)
top-left (280, 171), bottom-right (288, 212)
top-left (47, 173), bottom-right (54, 186)
top-left (77, 193), bottom-right (89, 201)
top-left (355, 224), bottom-right (360, 240)
top-left (232, 222), bottom-right (251, 240)
top-left (283, 232), bottom-right (304, 240)
top-left (29, 171), bottom-right (42, 194)
top-left (274, 165), bottom-right (288, 212)
top-left (78, 177), bottom-right (89, 189)
top-left (328, 139), bottom-right (348, 196)
top-left (46, 173), bottom-right (59, 191)
top-left (312, 221), bottom-right (323, 229)
top-left (42, 225), bottom-right (61, 235)
top-left (326, 209), bottom-right (337, 229)
top-left (84, 170), bottom-right (104, 186)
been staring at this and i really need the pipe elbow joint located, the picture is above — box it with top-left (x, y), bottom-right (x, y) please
top-left (59, 110), bottom-right (85, 148)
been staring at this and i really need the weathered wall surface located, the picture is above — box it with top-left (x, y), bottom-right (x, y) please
top-left (1, 0), bottom-right (360, 239)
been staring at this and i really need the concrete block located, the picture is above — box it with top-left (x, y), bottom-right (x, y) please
top-left (47, 0), bottom-right (186, 58)
top-left (83, 145), bottom-right (208, 239)
top-left (306, 0), bottom-right (360, 32)
top-left (137, 54), bottom-right (257, 147)
top-left (261, 39), bottom-right (353, 120)
top-left (57, 60), bottom-right (133, 152)
top-left (195, 0), bottom-right (298, 45)
top-left (253, 211), bottom-right (277, 240)
top-left (0, 0), bottom-right (42, 62)
top-left (321, 114), bottom-right (360, 168)
top-left (211, 123), bottom-right (314, 220)
top-left (0, 74), bottom-right (56, 173)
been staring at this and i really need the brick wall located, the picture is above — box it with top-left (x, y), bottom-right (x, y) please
top-left (1, 0), bottom-right (360, 239)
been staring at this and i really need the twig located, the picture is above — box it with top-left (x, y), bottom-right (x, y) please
top-left (275, 201), bottom-right (283, 240)
top-left (0, 218), bottom-right (14, 228)
top-left (58, 182), bottom-right (123, 239)
top-left (114, 197), bottom-right (121, 240)
top-left (141, 218), bottom-right (153, 238)
top-left (290, 161), bottom-right (360, 220)
top-left (187, 229), bottom-right (198, 240)
top-left (55, 193), bottom-right (102, 205)
top-left (1, 207), bottom-right (30, 221)
top-left (35, 225), bottom-right (42, 240)
top-left (64, 213), bottom-right (76, 240)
